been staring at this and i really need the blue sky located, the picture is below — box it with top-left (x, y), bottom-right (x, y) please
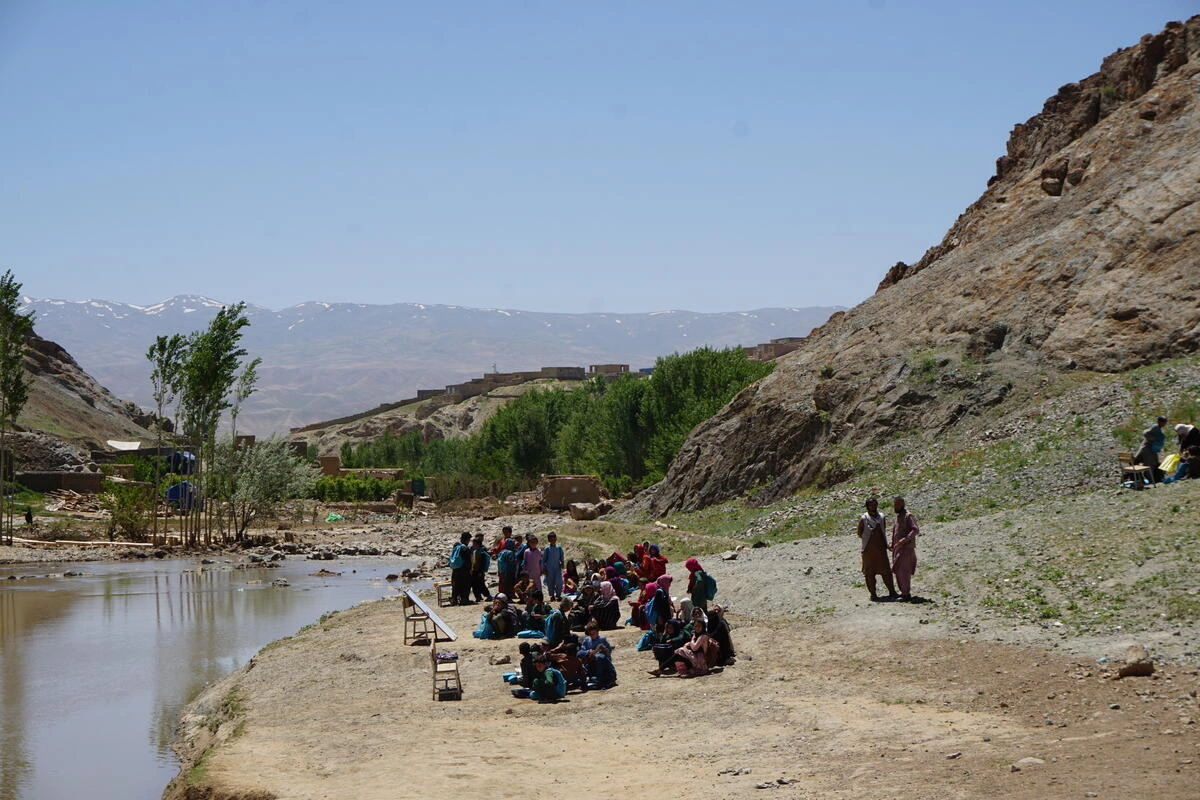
top-left (1, 1), bottom-right (1192, 313)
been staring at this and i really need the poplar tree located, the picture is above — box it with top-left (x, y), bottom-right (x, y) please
top-left (176, 302), bottom-right (251, 546)
top-left (0, 271), bottom-right (34, 545)
top-left (146, 334), bottom-right (186, 543)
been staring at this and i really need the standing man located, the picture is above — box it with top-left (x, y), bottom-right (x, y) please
top-left (857, 497), bottom-right (897, 602)
top-left (449, 532), bottom-right (472, 605)
top-left (542, 531), bottom-right (565, 601)
top-left (890, 496), bottom-right (919, 602)
top-left (469, 533), bottom-right (492, 603)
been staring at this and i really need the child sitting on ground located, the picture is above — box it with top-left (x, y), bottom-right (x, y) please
top-left (527, 655), bottom-right (566, 702)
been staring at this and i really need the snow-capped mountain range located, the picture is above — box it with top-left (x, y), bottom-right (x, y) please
top-left (20, 295), bottom-right (840, 434)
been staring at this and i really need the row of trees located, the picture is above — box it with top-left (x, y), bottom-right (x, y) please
top-left (144, 304), bottom-right (316, 544)
top-left (340, 347), bottom-right (773, 496)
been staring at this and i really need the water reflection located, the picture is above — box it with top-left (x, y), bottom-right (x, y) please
top-left (0, 558), bottom-right (420, 800)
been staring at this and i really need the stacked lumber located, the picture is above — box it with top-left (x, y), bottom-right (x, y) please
top-left (42, 489), bottom-right (102, 513)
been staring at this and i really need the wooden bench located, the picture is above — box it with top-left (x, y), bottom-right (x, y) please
top-left (431, 641), bottom-right (462, 700)
top-left (402, 592), bottom-right (437, 645)
top-left (401, 589), bottom-right (458, 645)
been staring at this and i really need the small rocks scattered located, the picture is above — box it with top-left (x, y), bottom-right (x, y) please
top-left (752, 777), bottom-right (793, 789)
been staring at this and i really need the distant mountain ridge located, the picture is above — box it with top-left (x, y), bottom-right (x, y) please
top-left (21, 295), bottom-right (841, 435)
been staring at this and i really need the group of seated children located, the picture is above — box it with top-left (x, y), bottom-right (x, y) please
top-left (504, 619), bottom-right (618, 701)
top-left (639, 601), bottom-right (736, 678)
top-left (476, 545), bottom-right (661, 641)
top-left (468, 537), bottom-right (729, 700)
top-left (474, 538), bottom-right (733, 699)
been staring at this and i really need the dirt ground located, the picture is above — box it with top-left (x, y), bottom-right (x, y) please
top-left (7, 490), bottom-right (1196, 799)
top-left (169, 585), bottom-right (1199, 800)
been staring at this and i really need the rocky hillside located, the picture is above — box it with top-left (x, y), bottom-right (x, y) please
top-left (15, 331), bottom-right (156, 469)
top-left (641, 17), bottom-right (1200, 515)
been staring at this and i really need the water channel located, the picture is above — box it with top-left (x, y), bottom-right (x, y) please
top-left (0, 556), bottom-right (423, 800)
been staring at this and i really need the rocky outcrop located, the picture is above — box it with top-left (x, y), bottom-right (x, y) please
top-left (880, 17), bottom-right (1200, 292)
top-left (644, 17), bottom-right (1200, 515)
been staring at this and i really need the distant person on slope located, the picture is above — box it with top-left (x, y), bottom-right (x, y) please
top-left (1147, 416), bottom-right (1168, 453)
top-left (890, 496), bottom-right (920, 602)
top-left (1133, 427), bottom-right (1163, 483)
top-left (1176, 423), bottom-right (1200, 452)
top-left (857, 497), bottom-right (898, 602)
top-left (1164, 446), bottom-right (1200, 482)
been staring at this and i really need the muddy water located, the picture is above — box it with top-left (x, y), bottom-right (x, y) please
top-left (0, 557), bottom-right (423, 800)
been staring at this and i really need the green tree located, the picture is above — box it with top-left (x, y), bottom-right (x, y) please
top-left (576, 374), bottom-right (651, 489)
top-left (175, 302), bottom-right (253, 545)
top-left (640, 347), bottom-right (772, 480)
top-left (209, 436), bottom-right (319, 539)
top-left (230, 356), bottom-right (261, 441)
top-left (321, 347), bottom-right (770, 502)
top-left (146, 333), bottom-right (187, 543)
top-left (0, 271), bottom-right (34, 544)
top-left (100, 483), bottom-right (154, 541)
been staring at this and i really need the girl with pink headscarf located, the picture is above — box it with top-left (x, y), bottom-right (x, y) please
top-left (685, 557), bottom-right (711, 612)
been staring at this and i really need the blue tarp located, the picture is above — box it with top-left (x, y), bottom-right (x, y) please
top-left (168, 451), bottom-right (196, 475)
top-left (165, 480), bottom-right (202, 511)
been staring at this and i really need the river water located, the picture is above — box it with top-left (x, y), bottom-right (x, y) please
top-left (0, 556), bottom-right (423, 800)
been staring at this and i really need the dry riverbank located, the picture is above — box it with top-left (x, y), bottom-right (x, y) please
top-left (164, 481), bottom-right (1200, 799)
